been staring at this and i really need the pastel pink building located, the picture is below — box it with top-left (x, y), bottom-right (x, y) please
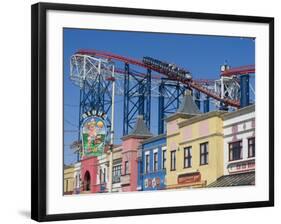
top-left (80, 147), bottom-right (111, 194)
top-left (121, 115), bottom-right (153, 192)
top-left (81, 157), bottom-right (99, 193)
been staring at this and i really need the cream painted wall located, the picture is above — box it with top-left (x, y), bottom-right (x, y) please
top-left (166, 113), bottom-right (224, 187)
top-left (64, 166), bottom-right (75, 193)
top-left (73, 162), bottom-right (81, 190)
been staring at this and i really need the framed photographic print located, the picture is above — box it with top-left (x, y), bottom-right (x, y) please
top-left (31, 2), bottom-right (274, 222)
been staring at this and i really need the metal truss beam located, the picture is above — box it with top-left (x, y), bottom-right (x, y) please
top-left (240, 74), bottom-right (250, 108)
top-left (123, 64), bottom-right (151, 136)
top-left (194, 90), bottom-right (201, 110)
top-left (79, 76), bottom-right (112, 127)
top-left (158, 78), bottom-right (186, 134)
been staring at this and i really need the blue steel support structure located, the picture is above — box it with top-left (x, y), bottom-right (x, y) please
top-left (158, 78), bottom-right (186, 134)
top-left (145, 69), bottom-right (151, 129)
top-left (158, 83), bottom-right (165, 135)
top-left (123, 64), bottom-right (151, 136)
top-left (123, 63), bottom-right (130, 136)
top-left (79, 75), bottom-right (112, 126)
top-left (158, 81), bottom-right (165, 134)
top-left (240, 74), bottom-right (250, 108)
top-left (194, 90), bottom-right (201, 111)
top-left (138, 79), bottom-right (144, 116)
top-left (203, 96), bottom-right (210, 113)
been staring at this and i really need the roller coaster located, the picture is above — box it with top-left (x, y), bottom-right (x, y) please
top-left (142, 56), bottom-right (192, 80)
top-left (70, 49), bottom-right (255, 137)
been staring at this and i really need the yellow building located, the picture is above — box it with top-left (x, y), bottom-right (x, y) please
top-left (63, 164), bottom-right (75, 195)
top-left (166, 91), bottom-right (226, 189)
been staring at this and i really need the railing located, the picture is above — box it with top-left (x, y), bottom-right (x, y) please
top-left (112, 175), bottom-right (121, 184)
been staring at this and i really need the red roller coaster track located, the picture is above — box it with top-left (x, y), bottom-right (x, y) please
top-left (221, 65), bottom-right (255, 77)
top-left (76, 49), bottom-right (255, 108)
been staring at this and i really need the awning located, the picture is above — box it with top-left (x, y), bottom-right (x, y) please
top-left (207, 171), bottom-right (255, 187)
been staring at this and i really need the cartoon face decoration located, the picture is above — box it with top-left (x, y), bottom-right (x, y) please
top-left (81, 116), bottom-right (107, 157)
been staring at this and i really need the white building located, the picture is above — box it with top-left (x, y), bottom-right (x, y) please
top-left (208, 105), bottom-right (255, 187)
top-left (110, 146), bottom-right (122, 193)
top-left (73, 162), bottom-right (81, 194)
top-left (95, 153), bottom-right (109, 193)
top-left (223, 105), bottom-right (255, 176)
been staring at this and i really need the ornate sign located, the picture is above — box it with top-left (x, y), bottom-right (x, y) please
top-left (81, 113), bottom-right (107, 157)
top-left (178, 172), bottom-right (201, 184)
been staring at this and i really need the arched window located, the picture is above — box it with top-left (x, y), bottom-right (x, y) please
top-left (84, 171), bottom-right (91, 191)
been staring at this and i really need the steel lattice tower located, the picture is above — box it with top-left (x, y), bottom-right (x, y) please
top-left (158, 78), bottom-right (186, 134)
top-left (123, 63), bottom-right (151, 135)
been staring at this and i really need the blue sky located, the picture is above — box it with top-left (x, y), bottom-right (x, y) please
top-left (63, 28), bottom-right (255, 165)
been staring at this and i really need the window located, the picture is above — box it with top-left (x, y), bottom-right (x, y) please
top-left (112, 164), bottom-right (122, 183)
top-left (124, 161), bottom-right (129, 175)
top-left (162, 150), bottom-right (166, 170)
top-left (248, 137), bottom-right (255, 158)
top-left (99, 168), bottom-right (103, 183)
top-left (170, 150), bottom-right (176, 171)
top-left (184, 147), bottom-right (192, 168)
top-left (103, 168), bottom-right (106, 183)
top-left (200, 142), bottom-right (209, 165)
top-left (113, 164), bottom-right (122, 176)
top-left (145, 154), bottom-right (150, 173)
top-left (153, 152), bottom-right (158, 172)
top-left (229, 141), bottom-right (242, 161)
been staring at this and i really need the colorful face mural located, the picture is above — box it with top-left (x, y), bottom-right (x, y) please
top-left (81, 116), bottom-right (107, 157)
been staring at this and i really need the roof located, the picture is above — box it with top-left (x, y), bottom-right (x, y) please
top-left (177, 90), bottom-right (202, 115)
top-left (207, 172), bottom-right (255, 187)
top-left (223, 104), bottom-right (255, 120)
top-left (166, 90), bottom-right (201, 122)
top-left (141, 133), bottom-right (166, 145)
top-left (121, 115), bottom-right (153, 140)
top-left (178, 110), bottom-right (226, 128)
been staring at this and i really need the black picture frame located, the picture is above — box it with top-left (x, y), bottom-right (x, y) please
top-left (31, 2), bottom-right (274, 222)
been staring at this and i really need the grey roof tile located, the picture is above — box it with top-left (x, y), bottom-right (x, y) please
top-left (177, 90), bottom-right (202, 115)
top-left (123, 115), bottom-right (153, 139)
top-left (207, 172), bottom-right (255, 187)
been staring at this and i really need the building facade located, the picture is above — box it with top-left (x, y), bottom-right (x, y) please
top-left (96, 153), bottom-right (109, 193)
top-left (223, 105), bottom-right (255, 175)
top-left (208, 105), bottom-right (255, 187)
top-left (108, 145), bottom-right (123, 193)
top-left (73, 162), bottom-right (81, 194)
top-left (63, 164), bottom-right (75, 195)
top-left (138, 134), bottom-right (166, 191)
top-left (81, 157), bottom-right (98, 193)
top-left (80, 148), bottom-right (110, 194)
top-left (121, 115), bottom-right (153, 192)
top-left (65, 98), bottom-right (256, 193)
top-left (166, 91), bottom-right (226, 189)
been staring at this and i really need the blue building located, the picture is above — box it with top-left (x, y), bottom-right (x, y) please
top-left (138, 134), bottom-right (166, 191)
